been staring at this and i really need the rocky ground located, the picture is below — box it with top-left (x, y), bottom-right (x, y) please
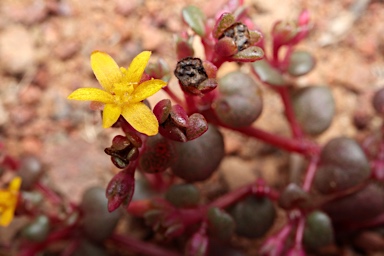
top-left (1, 0), bottom-right (384, 255)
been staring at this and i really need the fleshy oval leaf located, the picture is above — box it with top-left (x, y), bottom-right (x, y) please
top-left (288, 50), bottom-right (316, 77)
top-left (292, 86), bottom-right (335, 135)
top-left (231, 46), bottom-right (264, 62)
top-left (252, 59), bottom-right (285, 86)
top-left (182, 5), bottom-right (206, 36)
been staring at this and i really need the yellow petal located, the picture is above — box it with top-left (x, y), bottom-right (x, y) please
top-left (125, 51), bottom-right (151, 86)
top-left (0, 191), bottom-right (10, 202)
top-left (121, 102), bottom-right (158, 136)
top-left (0, 207), bottom-right (15, 227)
top-left (130, 79), bottom-right (167, 103)
top-left (91, 51), bottom-right (123, 92)
top-left (68, 88), bottom-right (114, 104)
top-left (103, 104), bottom-right (122, 128)
top-left (9, 177), bottom-right (21, 192)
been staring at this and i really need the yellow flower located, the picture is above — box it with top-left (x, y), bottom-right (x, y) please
top-left (68, 51), bottom-right (167, 136)
top-left (0, 177), bottom-right (21, 227)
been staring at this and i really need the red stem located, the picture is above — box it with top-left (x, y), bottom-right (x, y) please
top-left (274, 223), bottom-right (293, 242)
top-left (280, 45), bottom-right (294, 71)
top-left (341, 211), bottom-right (384, 231)
top-left (294, 217), bottom-right (305, 246)
top-left (18, 226), bottom-right (74, 256)
top-left (277, 86), bottom-right (303, 139)
top-left (271, 40), bottom-right (281, 68)
top-left (184, 93), bottom-right (198, 114)
top-left (60, 239), bottom-right (80, 256)
top-left (209, 183), bottom-right (255, 209)
top-left (225, 125), bottom-right (320, 156)
top-left (302, 155), bottom-right (319, 192)
top-left (35, 182), bottom-right (62, 205)
top-left (110, 233), bottom-right (181, 256)
top-left (162, 86), bottom-right (185, 108)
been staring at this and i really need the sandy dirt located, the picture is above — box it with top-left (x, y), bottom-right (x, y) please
top-left (1, 0), bottom-right (384, 255)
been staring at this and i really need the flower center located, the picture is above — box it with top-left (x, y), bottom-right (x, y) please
top-left (112, 82), bottom-right (135, 106)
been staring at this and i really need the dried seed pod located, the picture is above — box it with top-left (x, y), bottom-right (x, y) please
top-left (174, 57), bottom-right (217, 95)
top-left (220, 22), bottom-right (251, 52)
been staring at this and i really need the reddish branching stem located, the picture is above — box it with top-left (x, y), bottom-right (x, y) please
top-left (226, 125), bottom-right (320, 156)
top-left (294, 217), bottom-right (305, 247)
top-left (110, 233), bottom-right (181, 256)
top-left (162, 86), bottom-right (185, 108)
top-left (35, 182), bottom-right (62, 205)
top-left (302, 155), bottom-right (320, 192)
top-left (209, 180), bottom-right (279, 209)
top-left (18, 226), bottom-right (75, 256)
top-left (277, 86), bottom-right (304, 139)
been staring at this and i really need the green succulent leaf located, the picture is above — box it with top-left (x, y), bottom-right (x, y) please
top-left (182, 6), bottom-right (206, 36)
top-left (252, 59), bottom-right (285, 86)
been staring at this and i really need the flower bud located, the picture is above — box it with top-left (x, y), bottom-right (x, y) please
top-left (272, 20), bottom-right (298, 45)
top-left (105, 133), bottom-right (142, 169)
top-left (106, 170), bottom-right (135, 212)
top-left (154, 101), bottom-right (208, 142)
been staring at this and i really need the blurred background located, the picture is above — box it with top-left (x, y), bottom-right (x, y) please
top-left (0, 0), bottom-right (383, 208)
